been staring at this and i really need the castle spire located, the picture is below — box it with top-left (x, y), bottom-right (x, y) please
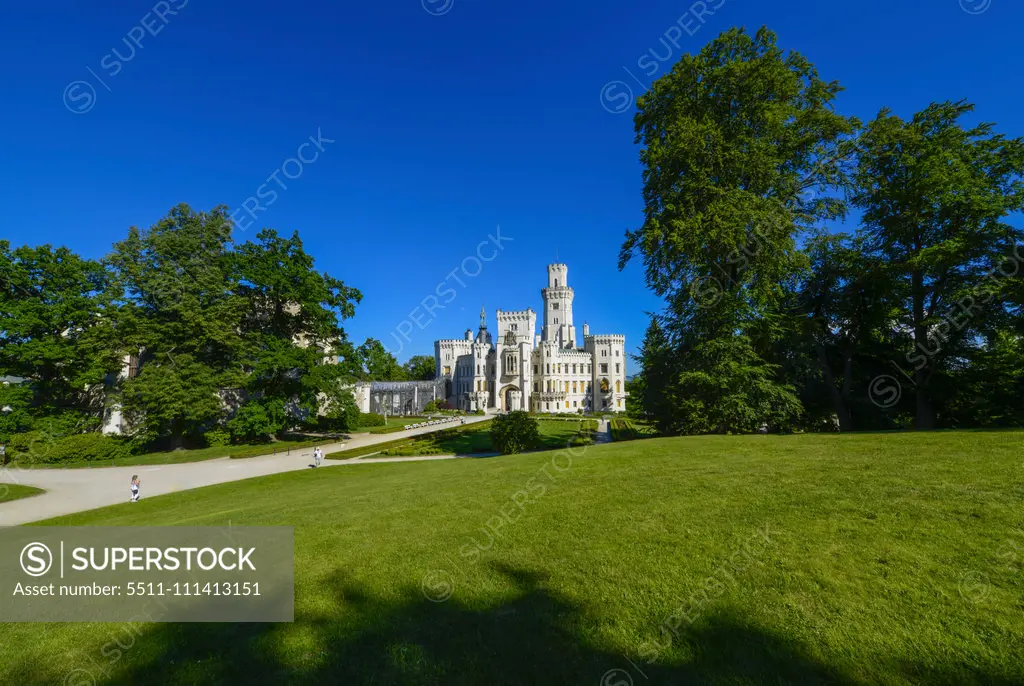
top-left (479, 304), bottom-right (487, 329)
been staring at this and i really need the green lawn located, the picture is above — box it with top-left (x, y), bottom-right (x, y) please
top-left (327, 419), bottom-right (596, 459)
top-left (3, 430), bottom-right (1024, 684)
top-left (14, 438), bottom-right (333, 469)
top-left (0, 483), bottom-right (45, 503)
top-left (609, 417), bottom-right (658, 441)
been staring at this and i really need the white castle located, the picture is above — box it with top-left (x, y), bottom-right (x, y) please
top-left (434, 263), bottom-right (628, 414)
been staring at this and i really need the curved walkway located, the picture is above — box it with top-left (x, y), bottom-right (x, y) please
top-left (0, 415), bottom-right (492, 526)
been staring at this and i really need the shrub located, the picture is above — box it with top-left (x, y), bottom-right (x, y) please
top-left (320, 396), bottom-right (362, 432)
top-left (38, 433), bottom-right (132, 464)
top-left (358, 413), bottom-right (386, 428)
top-left (204, 428), bottom-right (232, 447)
top-left (3, 430), bottom-right (48, 464)
top-left (228, 400), bottom-right (284, 443)
top-left (490, 411), bottom-right (539, 455)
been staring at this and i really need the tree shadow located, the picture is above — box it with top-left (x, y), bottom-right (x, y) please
top-left (9, 562), bottom-right (1018, 685)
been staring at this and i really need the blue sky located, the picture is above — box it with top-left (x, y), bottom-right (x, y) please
top-left (2, 0), bottom-right (1022, 374)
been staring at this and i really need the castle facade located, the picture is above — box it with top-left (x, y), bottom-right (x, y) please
top-left (434, 263), bottom-right (627, 414)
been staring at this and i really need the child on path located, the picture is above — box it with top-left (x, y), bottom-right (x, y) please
top-left (313, 447), bottom-right (322, 467)
top-left (130, 475), bottom-right (141, 502)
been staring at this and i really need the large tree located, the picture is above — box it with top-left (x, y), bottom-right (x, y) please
top-left (107, 204), bottom-right (245, 445)
top-left (620, 26), bottom-right (858, 433)
top-left (852, 100), bottom-right (1024, 429)
top-left (788, 231), bottom-right (905, 431)
top-left (0, 241), bottom-right (119, 424)
top-left (357, 338), bottom-right (407, 381)
top-left (403, 355), bottom-right (436, 381)
top-left (232, 228), bottom-right (362, 434)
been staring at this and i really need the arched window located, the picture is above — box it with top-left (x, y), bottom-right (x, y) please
top-left (616, 380), bottom-right (621, 393)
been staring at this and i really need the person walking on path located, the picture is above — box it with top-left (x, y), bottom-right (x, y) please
top-left (130, 475), bottom-right (141, 502)
top-left (313, 447), bottom-right (322, 467)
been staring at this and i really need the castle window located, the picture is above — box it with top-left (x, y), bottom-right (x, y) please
top-left (546, 363), bottom-right (550, 374)
top-left (553, 302), bottom-right (559, 310)
top-left (616, 363), bottom-right (621, 373)
top-left (600, 364), bottom-right (608, 374)
top-left (554, 318), bottom-right (559, 325)
top-left (615, 349), bottom-right (620, 356)
top-left (534, 365), bottom-right (538, 374)
top-left (555, 279), bottom-right (559, 287)
top-left (572, 381), bottom-right (578, 393)
top-left (564, 381), bottom-right (569, 393)
top-left (616, 380), bottom-right (621, 393)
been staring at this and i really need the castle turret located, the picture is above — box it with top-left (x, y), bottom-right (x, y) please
top-left (542, 263), bottom-right (576, 348)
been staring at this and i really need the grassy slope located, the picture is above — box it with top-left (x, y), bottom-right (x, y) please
top-left (3, 431), bottom-right (1024, 685)
top-left (15, 439), bottom-right (331, 469)
top-left (370, 419), bottom-right (593, 458)
top-left (0, 483), bottom-right (45, 503)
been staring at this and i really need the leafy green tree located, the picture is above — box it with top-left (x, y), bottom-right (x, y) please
top-left (227, 398), bottom-right (286, 443)
top-left (852, 100), bottom-right (1024, 429)
top-left (319, 391), bottom-right (362, 432)
top-left (403, 355), bottom-right (436, 381)
top-left (0, 382), bottom-right (33, 441)
top-left (788, 231), bottom-right (905, 431)
top-left (232, 228), bottom-right (362, 430)
top-left (631, 317), bottom-right (672, 427)
top-left (108, 204), bottom-right (245, 445)
top-left (0, 241), bottom-right (119, 421)
top-left (357, 338), bottom-right (407, 381)
top-left (490, 411), bottom-right (539, 455)
top-left (620, 27), bottom-right (857, 433)
top-left (943, 330), bottom-right (1024, 428)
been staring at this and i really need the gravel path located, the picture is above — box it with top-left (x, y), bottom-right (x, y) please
top-left (0, 415), bottom-right (491, 526)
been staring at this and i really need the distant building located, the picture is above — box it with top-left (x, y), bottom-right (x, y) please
top-left (435, 263), bottom-right (628, 413)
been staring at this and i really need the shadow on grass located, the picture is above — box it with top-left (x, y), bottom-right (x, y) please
top-left (11, 563), bottom-right (1016, 685)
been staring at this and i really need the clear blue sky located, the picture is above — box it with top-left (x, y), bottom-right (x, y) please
top-left (2, 0), bottom-right (1022, 374)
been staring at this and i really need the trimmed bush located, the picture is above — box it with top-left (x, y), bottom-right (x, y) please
top-left (3, 430), bottom-right (48, 464)
top-left (358, 413), bottom-right (386, 428)
top-left (204, 428), bottom-right (232, 447)
top-left (39, 433), bottom-right (132, 464)
top-left (490, 411), bottom-right (540, 455)
top-left (319, 398), bottom-right (362, 432)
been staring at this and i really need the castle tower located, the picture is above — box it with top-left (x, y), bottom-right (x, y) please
top-left (542, 263), bottom-right (576, 348)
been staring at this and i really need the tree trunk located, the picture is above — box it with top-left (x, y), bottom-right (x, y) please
top-left (912, 268), bottom-right (936, 430)
top-left (814, 339), bottom-right (852, 432)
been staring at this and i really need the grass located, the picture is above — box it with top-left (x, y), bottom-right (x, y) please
top-left (609, 417), bottom-right (658, 441)
top-left (12, 438), bottom-right (336, 469)
top-left (353, 416), bottom-right (428, 434)
top-left (0, 483), bottom-right (45, 503)
top-left (3, 430), bottom-right (1024, 684)
top-left (330, 419), bottom-right (597, 458)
